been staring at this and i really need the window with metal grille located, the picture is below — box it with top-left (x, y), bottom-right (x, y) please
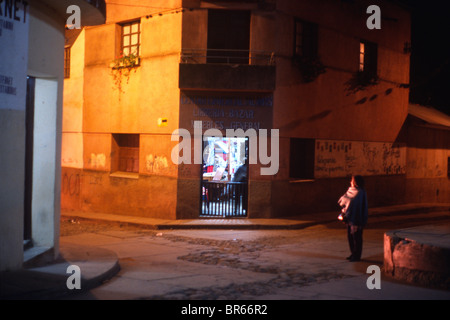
top-left (121, 20), bottom-right (141, 56)
top-left (112, 134), bottom-right (140, 173)
top-left (64, 47), bottom-right (71, 78)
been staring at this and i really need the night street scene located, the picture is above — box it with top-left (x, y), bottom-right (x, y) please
top-left (1, 0), bottom-right (449, 311)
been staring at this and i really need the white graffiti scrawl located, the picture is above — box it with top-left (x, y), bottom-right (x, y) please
top-left (314, 140), bottom-right (406, 178)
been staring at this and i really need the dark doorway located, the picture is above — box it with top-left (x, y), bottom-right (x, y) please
top-left (207, 9), bottom-right (251, 64)
top-left (201, 137), bottom-right (249, 218)
top-left (24, 76), bottom-right (35, 242)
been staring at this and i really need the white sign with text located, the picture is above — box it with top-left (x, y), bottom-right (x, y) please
top-left (0, 0), bottom-right (29, 110)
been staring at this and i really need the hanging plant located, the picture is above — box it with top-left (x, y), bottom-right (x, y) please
top-left (110, 52), bottom-right (140, 94)
top-left (292, 55), bottom-right (326, 83)
top-left (345, 71), bottom-right (379, 95)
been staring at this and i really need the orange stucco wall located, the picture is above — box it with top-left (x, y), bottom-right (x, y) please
top-left (61, 0), bottom-right (429, 220)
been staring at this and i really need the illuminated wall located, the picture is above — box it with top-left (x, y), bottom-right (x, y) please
top-left (62, 2), bottom-right (183, 218)
top-left (61, 0), bottom-right (420, 219)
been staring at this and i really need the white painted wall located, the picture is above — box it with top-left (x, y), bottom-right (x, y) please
top-left (0, 110), bottom-right (26, 271)
top-left (32, 78), bottom-right (59, 247)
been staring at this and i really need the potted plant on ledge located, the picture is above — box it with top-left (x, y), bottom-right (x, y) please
top-left (110, 52), bottom-right (140, 94)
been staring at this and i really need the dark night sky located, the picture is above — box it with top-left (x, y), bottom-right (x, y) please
top-left (400, 0), bottom-right (450, 115)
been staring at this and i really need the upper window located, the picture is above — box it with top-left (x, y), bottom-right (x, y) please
top-left (121, 20), bottom-right (141, 56)
top-left (207, 10), bottom-right (250, 64)
top-left (294, 19), bottom-right (318, 59)
top-left (64, 47), bottom-right (71, 79)
top-left (359, 40), bottom-right (377, 79)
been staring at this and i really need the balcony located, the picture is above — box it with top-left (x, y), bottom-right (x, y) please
top-left (179, 49), bottom-right (276, 92)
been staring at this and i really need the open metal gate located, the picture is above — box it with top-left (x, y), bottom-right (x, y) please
top-left (201, 181), bottom-right (248, 218)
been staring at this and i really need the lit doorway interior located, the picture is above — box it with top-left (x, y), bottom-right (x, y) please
top-left (201, 137), bottom-right (248, 218)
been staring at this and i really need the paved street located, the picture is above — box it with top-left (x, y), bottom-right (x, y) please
top-left (60, 212), bottom-right (450, 300)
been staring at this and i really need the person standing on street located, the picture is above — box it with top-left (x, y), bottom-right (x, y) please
top-left (338, 175), bottom-right (368, 262)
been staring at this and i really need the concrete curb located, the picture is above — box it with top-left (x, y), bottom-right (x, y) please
top-left (384, 224), bottom-right (450, 290)
top-left (0, 245), bottom-right (120, 300)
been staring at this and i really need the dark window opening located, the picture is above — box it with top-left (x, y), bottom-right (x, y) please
top-left (289, 138), bottom-right (315, 180)
top-left (112, 134), bottom-right (140, 173)
top-left (294, 19), bottom-right (318, 59)
top-left (207, 9), bottom-right (251, 64)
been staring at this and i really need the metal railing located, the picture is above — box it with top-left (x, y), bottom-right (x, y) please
top-left (181, 48), bottom-right (275, 66)
top-left (201, 181), bottom-right (248, 218)
top-left (84, 0), bottom-right (106, 16)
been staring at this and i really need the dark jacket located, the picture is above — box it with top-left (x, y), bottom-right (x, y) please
top-left (345, 188), bottom-right (368, 227)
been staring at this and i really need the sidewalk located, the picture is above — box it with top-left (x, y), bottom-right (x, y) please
top-left (1, 203), bottom-right (449, 300)
top-left (60, 203), bottom-right (450, 230)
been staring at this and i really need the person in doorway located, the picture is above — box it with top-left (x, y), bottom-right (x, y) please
top-left (338, 175), bottom-right (368, 262)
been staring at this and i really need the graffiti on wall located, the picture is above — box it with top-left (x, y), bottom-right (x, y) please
top-left (62, 173), bottom-right (80, 196)
top-left (145, 154), bottom-right (169, 173)
top-left (315, 140), bottom-right (406, 178)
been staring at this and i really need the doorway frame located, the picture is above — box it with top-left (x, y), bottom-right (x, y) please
top-left (199, 136), bottom-right (249, 218)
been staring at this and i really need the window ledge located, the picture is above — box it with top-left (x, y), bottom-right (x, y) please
top-left (110, 171), bottom-right (139, 179)
top-left (289, 179), bottom-right (315, 183)
top-left (111, 57), bottom-right (141, 70)
top-left (112, 63), bottom-right (141, 70)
